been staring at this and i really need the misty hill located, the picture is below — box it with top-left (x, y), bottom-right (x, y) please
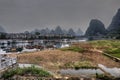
top-left (68, 28), bottom-right (76, 36)
top-left (85, 19), bottom-right (106, 36)
top-left (62, 29), bottom-right (68, 34)
top-left (40, 28), bottom-right (51, 35)
top-left (107, 8), bottom-right (120, 38)
top-left (76, 28), bottom-right (83, 36)
top-left (31, 26), bottom-right (79, 36)
top-left (0, 25), bottom-right (6, 33)
top-left (54, 26), bottom-right (64, 35)
top-left (108, 9), bottom-right (120, 31)
top-left (31, 29), bottom-right (40, 35)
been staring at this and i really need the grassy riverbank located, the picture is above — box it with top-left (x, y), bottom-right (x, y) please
top-left (7, 40), bottom-right (120, 79)
top-left (89, 40), bottom-right (120, 58)
top-left (17, 46), bottom-right (120, 72)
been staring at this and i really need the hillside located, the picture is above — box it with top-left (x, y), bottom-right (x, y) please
top-left (108, 8), bottom-right (120, 32)
top-left (85, 19), bottom-right (106, 36)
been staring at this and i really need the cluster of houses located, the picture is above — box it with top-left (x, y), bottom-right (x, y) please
top-left (6, 33), bottom-right (38, 39)
top-left (0, 32), bottom-right (75, 40)
top-left (0, 31), bottom-right (87, 53)
top-left (0, 39), bottom-right (71, 53)
top-left (0, 39), bottom-right (88, 53)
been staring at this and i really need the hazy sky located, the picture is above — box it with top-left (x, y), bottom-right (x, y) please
top-left (0, 0), bottom-right (120, 33)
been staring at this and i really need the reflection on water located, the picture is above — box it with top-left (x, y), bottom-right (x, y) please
top-left (18, 64), bottom-right (42, 68)
top-left (60, 69), bottom-right (104, 77)
top-left (98, 64), bottom-right (120, 78)
top-left (60, 64), bottom-right (120, 78)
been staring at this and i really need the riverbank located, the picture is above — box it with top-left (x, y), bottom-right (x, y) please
top-left (6, 40), bottom-right (120, 79)
top-left (17, 49), bottom-right (120, 71)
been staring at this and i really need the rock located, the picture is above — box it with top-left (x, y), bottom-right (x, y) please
top-left (85, 19), bottom-right (106, 36)
top-left (108, 8), bottom-right (120, 31)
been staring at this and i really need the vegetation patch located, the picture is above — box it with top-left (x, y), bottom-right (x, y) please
top-left (104, 48), bottom-right (120, 58)
top-left (96, 74), bottom-right (113, 80)
top-left (60, 46), bottom-right (85, 53)
top-left (62, 61), bottom-right (97, 70)
top-left (90, 40), bottom-right (120, 49)
top-left (110, 54), bottom-right (120, 58)
top-left (2, 66), bottom-right (52, 79)
top-left (89, 40), bottom-right (120, 58)
top-left (105, 48), bottom-right (120, 54)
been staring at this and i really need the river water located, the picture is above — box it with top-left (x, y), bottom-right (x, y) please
top-left (59, 69), bottom-right (103, 78)
top-left (60, 64), bottom-right (120, 78)
top-left (98, 64), bottom-right (120, 78)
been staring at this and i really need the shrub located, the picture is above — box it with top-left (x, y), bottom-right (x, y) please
top-left (60, 46), bottom-right (85, 53)
top-left (2, 66), bottom-right (52, 79)
top-left (64, 61), bottom-right (97, 69)
top-left (105, 48), bottom-right (120, 54)
top-left (2, 69), bottom-right (16, 79)
top-left (16, 47), bottom-right (23, 52)
top-left (96, 74), bottom-right (113, 80)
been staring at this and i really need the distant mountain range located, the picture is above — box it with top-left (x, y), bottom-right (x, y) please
top-left (31, 8), bottom-right (120, 38)
top-left (31, 26), bottom-right (83, 36)
top-left (107, 8), bottom-right (120, 38)
top-left (0, 25), bottom-right (83, 36)
top-left (108, 9), bottom-right (120, 31)
top-left (1, 8), bottom-right (120, 38)
top-left (85, 8), bottom-right (120, 38)
top-left (85, 19), bottom-right (106, 36)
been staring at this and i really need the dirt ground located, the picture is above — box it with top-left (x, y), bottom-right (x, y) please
top-left (17, 49), bottom-right (120, 71)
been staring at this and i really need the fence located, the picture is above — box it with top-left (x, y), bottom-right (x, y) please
top-left (0, 57), bottom-right (17, 70)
